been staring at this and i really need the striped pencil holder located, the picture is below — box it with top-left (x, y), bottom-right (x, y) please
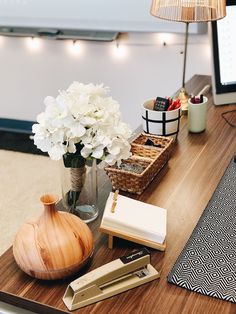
top-left (141, 99), bottom-right (181, 140)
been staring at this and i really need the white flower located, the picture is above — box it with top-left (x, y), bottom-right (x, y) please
top-left (32, 82), bottom-right (132, 166)
top-left (70, 123), bottom-right (86, 138)
top-left (34, 137), bottom-right (52, 153)
top-left (48, 144), bottom-right (66, 160)
top-left (91, 145), bottom-right (104, 159)
top-left (81, 144), bottom-right (93, 158)
top-left (105, 154), bottom-right (116, 165)
top-left (107, 141), bottom-right (121, 155)
top-left (67, 141), bottom-right (76, 154)
top-left (69, 94), bottom-right (90, 118)
top-left (67, 82), bottom-right (109, 98)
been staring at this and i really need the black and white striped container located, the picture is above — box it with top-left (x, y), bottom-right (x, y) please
top-left (142, 99), bottom-right (181, 140)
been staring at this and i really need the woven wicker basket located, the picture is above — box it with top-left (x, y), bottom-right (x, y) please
top-left (105, 133), bottom-right (173, 194)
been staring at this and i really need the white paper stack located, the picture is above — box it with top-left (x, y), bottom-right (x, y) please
top-left (101, 192), bottom-right (167, 244)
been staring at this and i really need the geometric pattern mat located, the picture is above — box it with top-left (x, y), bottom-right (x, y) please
top-left (168, 157), bottom-right (236, 303)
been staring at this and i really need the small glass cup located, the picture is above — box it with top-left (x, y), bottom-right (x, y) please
top-left (188, 96), bottom-right (208, 133)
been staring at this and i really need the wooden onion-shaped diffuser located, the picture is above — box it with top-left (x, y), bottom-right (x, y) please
top-left (13, 194), bottom-right (94, 280)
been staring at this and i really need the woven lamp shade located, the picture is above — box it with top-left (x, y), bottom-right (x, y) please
top-left (150, 0), bottom-right (226, 23)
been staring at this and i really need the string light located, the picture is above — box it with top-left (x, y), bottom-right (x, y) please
top-left (112, 42), bottom-right (127, 59)
top-left (25, 37), bottom-right (42, 51)
top-left (67, 40), bottom-right (83, 56)
top-left (0, 36), bottom-right (4, 45)
top-left (157, 33), bottom-right (175, 46)
top-left (0, 33), bottom-right (206, 59)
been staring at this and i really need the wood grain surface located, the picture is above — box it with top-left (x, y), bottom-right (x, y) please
top-left (1, 75), bottom-right (236, 314)
top-left (12, 194), bottom-right (93, 280)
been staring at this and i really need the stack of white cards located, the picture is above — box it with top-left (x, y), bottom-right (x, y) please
top-left (101, 192), bottom-right (167, 245)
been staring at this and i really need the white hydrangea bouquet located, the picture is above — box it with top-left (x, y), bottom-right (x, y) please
top-left (32, 82), bottom-right (132, 166)
top-left (32, 82), bottom-right (132, 217)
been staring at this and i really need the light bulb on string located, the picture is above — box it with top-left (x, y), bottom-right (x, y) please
top-left (157, 33), bottom-right (174, 46)
top-left (0, 36), bottom-right (4, 45)
top-left (67, 40), bottom-right (83, 56)
top-left (25, 37), bottom-right (42, 51)
top-left (112, 41), bottom-right (127, 59)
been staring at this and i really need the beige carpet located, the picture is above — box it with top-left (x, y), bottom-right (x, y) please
top-left (0, 150), bottom-right (61, 255)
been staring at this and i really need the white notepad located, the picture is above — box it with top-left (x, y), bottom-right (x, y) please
top-left (101, 192), bottom-right (167, 244)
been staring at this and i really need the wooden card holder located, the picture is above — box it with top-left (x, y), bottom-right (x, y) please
top-left (99, 225), bottom-right (166, 251)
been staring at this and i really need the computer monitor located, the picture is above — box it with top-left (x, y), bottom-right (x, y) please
top-left (211, 0), bottom-right (236, 105)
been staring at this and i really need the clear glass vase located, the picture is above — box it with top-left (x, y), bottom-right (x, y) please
top-left (61, 158), bottom-right (99, 223)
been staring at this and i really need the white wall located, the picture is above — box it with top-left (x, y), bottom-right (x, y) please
top-left (0, 0), bottom-right (205, 33)
top-left (0, 32), bottom-right (211, 131)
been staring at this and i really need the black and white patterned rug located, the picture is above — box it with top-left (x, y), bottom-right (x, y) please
top-left (168, 157), bottom-right (236, 303)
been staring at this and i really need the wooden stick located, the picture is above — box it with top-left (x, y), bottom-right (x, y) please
top-left (108, 235), bottom-right (114, 249)
top-left (113, 190), bottom-right (119, 201)
top-left (111, 190), bottom-right (119, 213)
top-left (111, 201), bottom-right (117, 213)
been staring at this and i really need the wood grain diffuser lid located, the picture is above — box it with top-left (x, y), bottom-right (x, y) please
top-left (13, 194), bottom-right (94, 280)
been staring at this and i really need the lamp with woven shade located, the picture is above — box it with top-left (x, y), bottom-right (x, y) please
top-left (150, 0), bottom-right (226, 112)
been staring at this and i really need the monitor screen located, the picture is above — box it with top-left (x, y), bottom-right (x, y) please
top-left (211, 0), bottom-right (236, 105)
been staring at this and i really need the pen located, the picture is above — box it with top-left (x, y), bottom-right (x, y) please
top-left (190, 95), bottom-right (204, 104)
top-left (195, 97), bottom-right (200, 104)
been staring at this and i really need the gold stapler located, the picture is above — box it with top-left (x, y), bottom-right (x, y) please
top-left (63, 248), bottom-right (160, 311)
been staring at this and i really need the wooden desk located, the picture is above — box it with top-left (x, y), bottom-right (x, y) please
top-left (0, 75), bottom-right (236, 314)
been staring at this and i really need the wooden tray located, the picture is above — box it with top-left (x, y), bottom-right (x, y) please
top-left (99, 225), bottom-right (166, 251)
